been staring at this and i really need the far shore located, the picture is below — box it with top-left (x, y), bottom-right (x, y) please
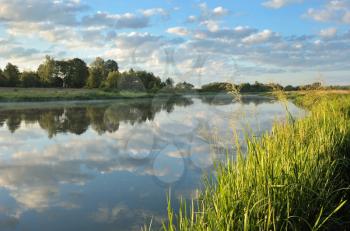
top-left (0, 87), bottom-right (349, 103)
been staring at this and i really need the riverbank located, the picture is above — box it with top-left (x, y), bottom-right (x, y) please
top-left (0, 87), bottom-right (349, 103)
top-left (0, 88), bottom-right (155, 102)
top-left (164, 92), bottom-right (350, 230)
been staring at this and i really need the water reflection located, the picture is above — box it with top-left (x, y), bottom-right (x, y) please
top-left (0, 96), bottom-right (193, 137)
top-left (0, 94), bottom-right (302, 231)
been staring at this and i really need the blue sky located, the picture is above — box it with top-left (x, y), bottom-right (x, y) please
top-left (0, 0), bottom-right (349, 85)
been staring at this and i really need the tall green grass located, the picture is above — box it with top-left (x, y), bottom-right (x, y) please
top-left (163, 93), bottom-right (350, 230)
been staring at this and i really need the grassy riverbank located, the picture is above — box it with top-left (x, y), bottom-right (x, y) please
top-left (163, 93), bottom-right (350, 230)
top-left (0, 88), bottom-right (154, 102)
top-left (0, 88), bottom-right (348, 103)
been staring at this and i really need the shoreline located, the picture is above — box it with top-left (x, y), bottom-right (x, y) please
top-left (0, 87), bottom-right (349, 103)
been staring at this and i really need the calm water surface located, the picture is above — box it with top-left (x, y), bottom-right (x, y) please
top-left (0, 94), bottom-right (302, 231)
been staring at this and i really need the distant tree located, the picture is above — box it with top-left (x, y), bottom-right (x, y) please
top-left (53, 60), bottom-right (69, 88)
top-left (267, 83), bottom-right (283, 91)
top-left (0, 68), bottom-right (7, 87)
top-left (284, 85), bottom-right (296, 91)
top-left (165, 78), bottom-right (174, 88)
top-left (87, 67), bottom-right (103, 88)
top-left (37, 56), bottom-right (56, 87)
top-left (117, 70), bottom-right (146, 91)
top-left (91, 57), bottom-right (105, 70)
top-left (66, 58), bottom-right (89, 88)
top-left (135, 71), bottom-right (162, 91)
top-left (4, 63), bottom-right (20, 87)
top-left (104, 59), bottom-right (119, 74)
top-left (91, 57), bottom-right (105, 74)
top-left (201, 82), bottom-right (234, 92)
top-left (311, 82), bottom-right (322, 89)
top-left (106, 71), bottom-right (120, 89)
top-left (21, 71), bottom-right (41, 87)
top-left (239, 83), bottom-right (251, 92)
top-left (175, 82), bottom-right (194, 90)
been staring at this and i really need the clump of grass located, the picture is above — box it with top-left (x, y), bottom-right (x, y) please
top-left (163, 94), bottom-right (350, 230)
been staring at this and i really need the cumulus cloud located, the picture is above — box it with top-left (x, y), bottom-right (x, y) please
top-left (140, 8), bottom-right (168, 17)
top-left (319, 27), bottom-right (337, 38)
top-left (262, 0), bottom-right (303, 9)
top-left (242, 29), bottom-right (278, 44)
top-left (186, 3), bottom-right (230, 32)
top-left (81, 12), bottom-right (149, 29)
top-left (212, 6), bottom-right (229, 16)
top-left (200, 20), bottom-right (220, 32)
top-left (305, 0), bottom-right (350, 23)
top-left (166, 27), bottom-right (189, 36)
top-left (0, 0), bottom-right (87, 25)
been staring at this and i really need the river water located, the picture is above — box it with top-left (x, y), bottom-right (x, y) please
top-left (0, 94), bottom-right (302, 231)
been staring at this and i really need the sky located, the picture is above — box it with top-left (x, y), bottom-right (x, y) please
top-left (0, 0), bottom-right (349, 86)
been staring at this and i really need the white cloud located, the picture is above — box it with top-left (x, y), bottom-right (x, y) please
top-left (166, 27), bottom-right (189, 36)
top-left (305, 0), bottom-right (350, 23)
top-left (186, 3), bottom-right (229, 32)
top-left (0, 0), bottom-right (87, 25)
top-left (212, 6), bottom-right (229, 16)
top-left (319, 27), bottom-right (337, 38)
top-left (140, 8), bottom-right (168, 17)
top-left (242, 29), bottom-right (276, 44)
top-left (187, 15), bottom-right (197, 22)
top-left (81, 12), bottom-right (149, 29)
top-left (201, 20), bottom-right (220, 32)
top-left (262, 0), bottom-right (303, 9)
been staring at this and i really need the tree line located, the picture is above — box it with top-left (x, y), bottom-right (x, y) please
top-left (199, 81), bottom-right (349, 93)
top-left (0, 56), bottom-right (195, 92)
top-left (1, 56), bottom-right (348, 92)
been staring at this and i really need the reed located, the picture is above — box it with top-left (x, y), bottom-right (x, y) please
top-left (163, 93), bottom-right (350, 230)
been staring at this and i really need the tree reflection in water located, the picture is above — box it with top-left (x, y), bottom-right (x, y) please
top-left (0, 94), bottom-right (274, 137)
top-left (0, 95), bottom-right (195, 137)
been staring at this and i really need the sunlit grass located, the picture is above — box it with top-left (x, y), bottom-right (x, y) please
top-left (0, 87), bottom-right (153, 102)
top-left (163, 93), bottom-right (350, 230)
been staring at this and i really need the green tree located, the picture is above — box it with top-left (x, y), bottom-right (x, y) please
top-left (105, 59), bottom-right (119, 74)
top-left (165, 78), bottom-right (174, 88)
top-left (4, 63), bottom-right (20, 87)
top-left (0, 68), bottom-right (7, 87)
top-left (175, 82), bottom-right (194, 90)
top-left (53, 60), bottom-right (69, 88)
top-left (37, 56), bottom-right (56, 87)
top-left (86, 67), bottom-right (103, 88)
top-left (88, 57), bottom-right (107, 88)
top-left (201, 82), bottom-right (234, 92)
top-left (66, 58), bottom-right (89, 88)
top-left (21, 71), bottom-right (41, 87)
top-left (106, 71), bottom-right (120, 89)
top-left (136, 71), bottom-right (162, 91)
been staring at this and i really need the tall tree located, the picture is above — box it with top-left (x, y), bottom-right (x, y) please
top-left (66, 58), bottom-right (89, 88)
top-left (86, 67), bottom-right (103, 88)
top-left (4, 63), bottom-right (20, 87)
top-left (106, 71), bottom-right (120, 89)
top-left (88, 57), bottom-right (106, 87)
top-left (105, 59), bottom-right (119, 74)
top-left (0, 68), bottom-right (7, 87)
top-left (175, 82), bottom-right (194, 90)
top-left (165, 77), bottom-right (174, 88)
top-left (53, 60), bottom-right (69, 88)
top-left (37, 56), bottom-right (56, 87)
